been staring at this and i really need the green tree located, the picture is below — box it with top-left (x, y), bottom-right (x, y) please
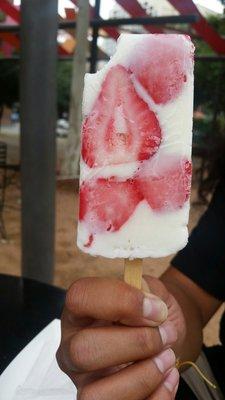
top-left (57, 61), bottom-right (72, 117)
top-left (0, 59), bottom-right (73, 121)
top-left (0, 60), bottom-right (19, 122)
top-left (194, 15), bottom-right (225, 115)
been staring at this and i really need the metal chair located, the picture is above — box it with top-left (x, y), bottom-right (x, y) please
top-left (0, 141), bottom-right (7, 239)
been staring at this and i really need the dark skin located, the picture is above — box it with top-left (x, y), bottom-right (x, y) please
top-left (57, 267), bottom-right (222, 400)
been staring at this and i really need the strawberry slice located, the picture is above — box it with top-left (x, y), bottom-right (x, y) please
top-left (79, 177), bottom-right (142, 232)
top-left (136, 157), bottom-right (192, 211)
top-left (82, 65), bottom-right (161, 168)
top-left (129, 35), bottom-right (193, 105)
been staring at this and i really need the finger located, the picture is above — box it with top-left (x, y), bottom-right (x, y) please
top-left (143, 275), bottom-right (170, 303)
top-left (142, 278), bottom-right (151, 293)
top-left (58, 318), bottom-right (177, 373)
top-left (78, 350), bottom-right (176, 400)
top-left (147, 368), bottom-right (180, 400)
top-left (69, 326), bottom-right (175, 372)
top-left (66, 277), bottom-right (168, 327)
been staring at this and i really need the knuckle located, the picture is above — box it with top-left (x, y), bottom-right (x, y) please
top-left (139, 372), bottom-right (155, 394)
top-left (65, 278), bottom-right (89, 313)
top-left (69, 331), bottom-right (92, 372)
top-left (121, 285), bottom-right (143, 317)
top-left (136, 328), bottom-right (162, 357)
top-left (148, 387), bottom-right (173, 400)
top-left (139, 363), bottom-right (163, 396)
top-left (138, 361), bottom-right (162, 394)
top-left (136, 328), bottom-right (154, 356)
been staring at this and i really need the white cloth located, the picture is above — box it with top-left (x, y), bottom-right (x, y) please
top-left (182, 352), bottom-right (224, 400)
top-left (0, 320), bottom-right (76, 400)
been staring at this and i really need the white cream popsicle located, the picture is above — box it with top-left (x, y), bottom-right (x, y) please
top-left (77, 34), bottom-right (194, 259)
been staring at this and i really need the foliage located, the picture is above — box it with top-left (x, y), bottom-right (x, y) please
top-left (194, 15), bottom-right (225, 113)
top-left (0, 60), bottom-right (19, 111)
top-left (57, 61), bottom-right (72, 116)
top-left (0, 59), bottom-right (73, 118)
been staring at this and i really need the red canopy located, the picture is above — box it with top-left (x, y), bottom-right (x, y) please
top-left (0, 0), bottom-right (224, 56)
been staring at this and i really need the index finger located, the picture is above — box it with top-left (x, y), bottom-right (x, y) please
top-left (65, 277), bottom-right (168, 327)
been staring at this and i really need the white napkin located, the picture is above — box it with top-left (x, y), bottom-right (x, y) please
top-left (0, 320), bottom-right (77, 400)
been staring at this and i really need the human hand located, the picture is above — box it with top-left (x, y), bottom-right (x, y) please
top-left (57, 277), bottom-right (180, 400)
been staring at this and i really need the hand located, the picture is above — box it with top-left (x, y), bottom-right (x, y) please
top-left (57, 277), bottom-right (180, 400)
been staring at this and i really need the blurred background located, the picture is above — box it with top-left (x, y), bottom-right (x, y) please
top-left (0, 0), bottom-right (224, 346)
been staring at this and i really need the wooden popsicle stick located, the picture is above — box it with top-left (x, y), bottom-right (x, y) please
top-left (124, 259), bottom-right (143, 290)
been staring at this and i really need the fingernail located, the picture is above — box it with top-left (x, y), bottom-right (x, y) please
top-left (159, 321), bottom-right (177, 345)
top-left (153, 349), bottom-right (176, 374)
top-left (164, 368), bottom-right (179, 392)
top-left (143, 295), bottom-right (168, 322)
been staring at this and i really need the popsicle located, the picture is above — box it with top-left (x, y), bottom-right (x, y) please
top-left (77, 34), bottom-right (194, 279)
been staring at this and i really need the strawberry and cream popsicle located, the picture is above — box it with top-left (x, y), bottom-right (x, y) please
top-left (77, 34), bottom-right (194, 259)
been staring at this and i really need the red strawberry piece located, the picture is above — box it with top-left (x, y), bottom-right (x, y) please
top-left (136, 157), bottom-right (192, 211)
top-left (129, 35), bottom-right (193, 105)
top-left (82, 65), bottom-right (161, 168)
top-left (84, 234), bottom-right (94, 248)
top-left (79, 177), bottom-right (143, 233)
